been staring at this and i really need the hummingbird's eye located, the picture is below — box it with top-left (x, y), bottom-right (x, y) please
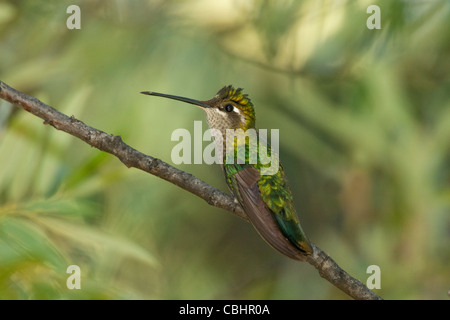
top-left (224, 104), bottom-right (234, 112)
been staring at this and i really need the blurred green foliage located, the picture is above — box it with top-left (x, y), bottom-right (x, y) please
top-left (0, 0), bottom-right (449, 299)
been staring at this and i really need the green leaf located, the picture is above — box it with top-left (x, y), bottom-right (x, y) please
top-left (0, 217), bottom-right (66, 269)
top-left (35, 217), bottom-right (159, 268)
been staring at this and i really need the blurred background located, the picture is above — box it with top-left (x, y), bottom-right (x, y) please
top-left (0, 0), bottom-right (449, 299)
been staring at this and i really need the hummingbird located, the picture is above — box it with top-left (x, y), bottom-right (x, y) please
top-left (141, 86), bottom-right (313, 260)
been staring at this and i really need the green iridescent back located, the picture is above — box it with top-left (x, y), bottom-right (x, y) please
top-left (223, 130), bottom-right (311, 254)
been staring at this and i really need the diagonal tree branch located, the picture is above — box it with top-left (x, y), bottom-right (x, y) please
top-left (0, 80), bottom-right (382, 300)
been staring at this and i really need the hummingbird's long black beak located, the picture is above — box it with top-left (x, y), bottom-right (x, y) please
top-left (141, 91), bottom-right (211, 109)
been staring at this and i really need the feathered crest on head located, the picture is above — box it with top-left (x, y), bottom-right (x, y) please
top-left (216, 85), bottom-right (254, 110)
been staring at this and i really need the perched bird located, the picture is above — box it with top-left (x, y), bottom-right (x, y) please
top-left (141, 86), bottom-right (313, 260)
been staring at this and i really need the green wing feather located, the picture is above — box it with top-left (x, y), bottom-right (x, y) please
top-left (223, 129), bottom-right (312, 258)
top-left (258, 164), bottom-right (312, 254)
top-left (224, 162), bottom-right (312, 258)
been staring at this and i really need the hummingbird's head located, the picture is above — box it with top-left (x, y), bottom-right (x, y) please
top-left (202, 85), bottom-right (255, 132)
top-left (141, 85), bottom-right (255, 133)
